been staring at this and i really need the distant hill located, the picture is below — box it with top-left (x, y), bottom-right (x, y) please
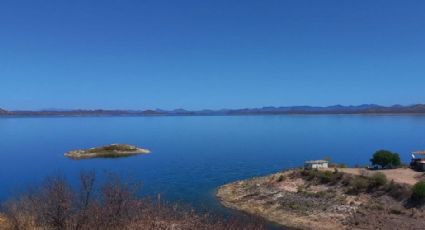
top-left (0, 108), bottom-right (8, 114)
top-left (1, 104), bottom-right (425, 117)
top-left (224, 104), bottom-right (425, 115)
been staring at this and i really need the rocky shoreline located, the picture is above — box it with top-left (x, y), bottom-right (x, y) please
top-left (217, 168), bottom-right (425, 230)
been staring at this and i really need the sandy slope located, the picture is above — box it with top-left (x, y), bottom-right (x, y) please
top-left (324, 168), bottom-right (423, 186)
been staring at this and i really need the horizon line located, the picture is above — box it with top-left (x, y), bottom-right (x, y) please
top-left (2, 103), bottom-right (424, 112)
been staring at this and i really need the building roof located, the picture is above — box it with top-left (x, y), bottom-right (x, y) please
top-left (305, 160), bottom-right (328, 164)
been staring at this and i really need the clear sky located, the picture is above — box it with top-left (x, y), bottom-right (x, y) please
top-left (1, 0), bottom-right (424, 110)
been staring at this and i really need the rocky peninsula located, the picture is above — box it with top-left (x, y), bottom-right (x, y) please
top-left (64, 144), bottom-right (150, 159)
top-left (217, 168), bottom-right (425, 230)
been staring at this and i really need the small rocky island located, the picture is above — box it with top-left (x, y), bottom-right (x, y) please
top-left (64, 144), bottom-right (150, 159)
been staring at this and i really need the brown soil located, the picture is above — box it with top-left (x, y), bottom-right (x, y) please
top-left (0, 214), bottom-right (10, 230)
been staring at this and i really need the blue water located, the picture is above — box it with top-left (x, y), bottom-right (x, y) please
top-left (1, 115), bottom-right (425, 212)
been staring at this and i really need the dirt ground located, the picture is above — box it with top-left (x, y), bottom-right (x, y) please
top-left (323, 168), bottom-right (424, 185)
top-left (0, 215), bottom-right (10, 230)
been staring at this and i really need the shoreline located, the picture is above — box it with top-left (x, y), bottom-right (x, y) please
top-left (216, 168), bottom-right (425, 230)
top-left (3, 113), bottom-right (425, 119)
top-left (4, 113), bottom-right (425, 119)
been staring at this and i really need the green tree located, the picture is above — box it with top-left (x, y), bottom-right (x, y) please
top-left (370, 150), bottom-right (401, 168)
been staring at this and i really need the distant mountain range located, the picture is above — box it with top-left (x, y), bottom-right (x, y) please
top-left (0, 108), bottom-right (8, 115)
top-left (1, 104), bottom-right (425, 117)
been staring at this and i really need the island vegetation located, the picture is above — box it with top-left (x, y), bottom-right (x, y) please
top-left (64, 144), bottom-right (150, 159)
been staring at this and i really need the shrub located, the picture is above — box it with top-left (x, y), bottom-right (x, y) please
top-left (370, 150), bottom-right (401, 168)
top-left (319, 171), bottom-right (333, 183)
top-left (300, 169), bottom-right (343, 185)
top-left (301, 169), bottom-right (319, 181)
top-left (2, 172), bottom-right (265, 230)
top-left (370, 172), bottom-right (387, 187)
top-left (389, 207), bottom-right (403, 215)
top-left (348, 177), bottom-right (370, 194)
top-left (328, 163), bottom-right (347, 168)
top-left (411, 181), bottom-right (425, 202)
top-left (276, 175), bottom-right (285, 182)
top-left (340, 174), bottom-right (353, 186)
top-left (337, 163), bottom-right (347, 168)
top-left (289, 203), bottom-right (301, 210)
top-left (386, 180), bottom-right (411, 201)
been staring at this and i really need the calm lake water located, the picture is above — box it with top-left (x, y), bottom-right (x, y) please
top-left (1, 115), bottom-right (425, 214)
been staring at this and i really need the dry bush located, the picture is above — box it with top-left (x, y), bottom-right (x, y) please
top-left (359, 169), bottom-right (369, 177)
top-left (370, 172), bottom-right (387, 187)
top-left (1, 172), bottom-right (265, 230)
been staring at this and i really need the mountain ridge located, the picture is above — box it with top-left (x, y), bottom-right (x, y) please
top-left (2, 104), bottom-right (425, 117)
top-left (0, 108), bottom-right (9, 114)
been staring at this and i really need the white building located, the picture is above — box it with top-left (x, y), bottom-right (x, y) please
top-left (304, 160), bottom-right (329, 169)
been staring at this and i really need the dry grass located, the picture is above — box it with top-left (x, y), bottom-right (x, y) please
top-left (1, 172), bottom-right (265, 230)
top-left (323, 168), bottom-right (423, 185)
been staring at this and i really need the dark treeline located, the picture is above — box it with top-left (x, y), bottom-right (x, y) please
top-left (0, 172), bottom-right (265, 230)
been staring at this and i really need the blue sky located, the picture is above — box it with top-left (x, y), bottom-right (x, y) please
top-left (1, 0), bottom-right (424, 110)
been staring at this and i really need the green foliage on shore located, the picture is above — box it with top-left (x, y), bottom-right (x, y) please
top-left (300, 169), bottom-right (343, 185)
top-left (348, 176), bottom-right (370, 194)
top-left (370, 150), bottom-right (401, 168)
top-left (299, 168), bottom-right (412, 201)
top-left (411, 181), bottom-right (425, 202)
top-left (370, 172), bottom-right (387, 187)
top-left (347, 172), bottom-right (392, 195)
